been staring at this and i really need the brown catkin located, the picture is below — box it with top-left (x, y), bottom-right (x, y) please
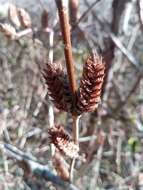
top-left (42, 62), bottom-right (72, 112)
top-left (76, 54), bottom-right (105, 114)
top-left (48, 125), bottom-right (79, 158)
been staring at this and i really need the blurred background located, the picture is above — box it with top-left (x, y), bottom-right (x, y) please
top-left (0, 0), bottom-right (143, 189)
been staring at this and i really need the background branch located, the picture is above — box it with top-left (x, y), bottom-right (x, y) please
top-left (0, 143), bottom-right (79, 190)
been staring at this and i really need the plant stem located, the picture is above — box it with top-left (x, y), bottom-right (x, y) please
top-left (55, 0), bottom-right (77, 100)
top-left (69, 115), bottom-right (80, 181)
top-left (73, 115), bottom-right (80, 145)
top-left (48, 26), bottom-right (55, 156)
top-left (69, 157), bottom-right (76, 182)
top-left (55, 0), bottom-right (79, 144)
top-left (55, 0), bottom-right (79, 182)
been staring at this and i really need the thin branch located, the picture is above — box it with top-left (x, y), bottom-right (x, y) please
top-left (33, 22), bottom-right (57, 118)
top-left (72, 0), bottom-right (101, 30)
top-left (91, 139), bottom-right (104, 187)
top-left (102, 0), bottom-right (128, 97)
top-left (69, 115), bottom-right (80, 182)
top-left (48, 27), bottom-right (55, 128)
top-left (72, 115), bottom-right (80, 145)
top-left (47, 22), bottom-right (55, 156)
top-left (16, 28), bottom-right (33, 39)
top-left (110, 33), bottom-right (142, 72)
top-left (110, 33), bottom-right (143, 109)
top-left (77, 131), bottom-right (105, 179)
top-left (0, 143), bottom-right (79, 190)
top-left (123, 74), bottom-right (142, 104)
top-left (79, 135), bottom-right (97, 142)
top-left (137, 0), bottom-right (143, 31)
top-left (116, 131), bottom-right (124, 173)
top-left (69, 157), bottom-right (76, 182)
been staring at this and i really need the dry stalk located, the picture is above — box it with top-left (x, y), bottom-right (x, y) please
top-left (48, 21), bottom-right (55, 156)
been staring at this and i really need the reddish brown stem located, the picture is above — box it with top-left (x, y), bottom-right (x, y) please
top-left (55, 0), bottom-right (78, 181)
top-left (55, 0), bottom-right (77, 101)
top-left (55, 0), bottom-right (78, 146)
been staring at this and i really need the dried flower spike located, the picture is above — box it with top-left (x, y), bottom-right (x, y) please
top-left (76, 54), bottom-right (105, 114)
top-left (48, 125), bottom-right (79, 158)
top-left (42, 62), bottom-right (72, 112)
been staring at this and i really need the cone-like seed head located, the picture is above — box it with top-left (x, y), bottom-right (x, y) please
top-left (42, 62), bottom-right (72, 112)
top-left (76, 54), bottom-right (105, 114)
top-left (48, 125), bottom-right (79, 158)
